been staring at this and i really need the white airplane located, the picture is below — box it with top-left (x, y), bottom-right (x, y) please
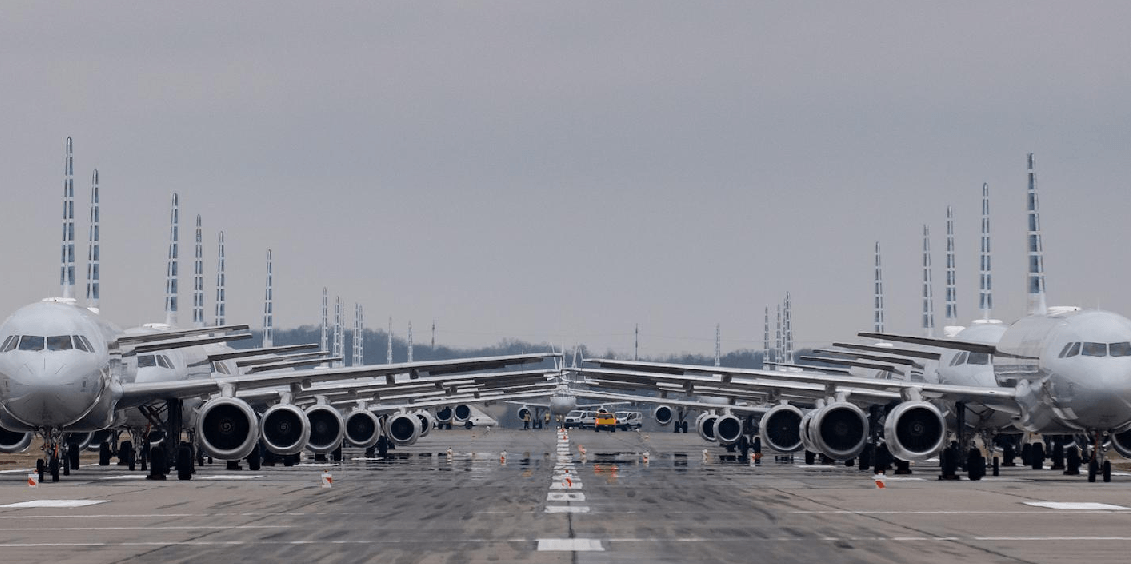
top-left (583, 153), bottom-right (1131, 483)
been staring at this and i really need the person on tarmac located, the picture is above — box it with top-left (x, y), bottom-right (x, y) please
top-left (522, 412), bottom-right (531, 430)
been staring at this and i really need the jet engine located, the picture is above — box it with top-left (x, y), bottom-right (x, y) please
top-left (305, 404), bottom-right (345, 454)
top-left (653, 405), bottom-right (674, 426)
top-left (454, 404), bottom-right (472, 422)
top-left (759, 404), bottom-right (805, 453)
top-left (414, 410), bottom-right (434, 438)
top-left (260, 404), bottom-right (311, 455)
top-left (0, 426), bottom-right (32, 453)
top-left (799, 410), bottom-right (819, 454)
top-left (197, 397), bottom-right (260, 461)
top-left (435, 406), bottom-right (453, 424)
top-left (714, 413), bottom-right (744, 446)
top-left (385, 411), bottom-right (422, 446)
top-left (515, 405), bottom-right (531, 421)
top-left (883, 401), bottom-right (946, 462)
top-left (695, 412), bottom-right (718, 443)
top-left (1112, 429), bottom-right (1131, 459)
top-left (343, 408), bottom-right (380, 448)
top-left (806, 401), bottom-right (868, 461)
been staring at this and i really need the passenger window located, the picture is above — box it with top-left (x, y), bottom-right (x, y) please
top-left (18, 336), bottom-right (45, 352)
top-left (0, 336), bottom-right (17, 352)
top-left (138, 355), bottom-right (157, 368)
top-left (967, 352), bottom-right (990, 366)
top-left (47, 336), bottom-right (73, 351)
top-left (1065, 342), bottom-right (1081, 357)
top-left (1082, 342), bottom-right (1108, 357)
top-left (1110, 342), bottom-right (1131, 357)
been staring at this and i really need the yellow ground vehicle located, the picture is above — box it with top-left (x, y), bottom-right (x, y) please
top-left (595, 410), bottom-right (617, 433)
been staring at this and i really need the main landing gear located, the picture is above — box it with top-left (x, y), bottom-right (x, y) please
top-left (1087, 431), bottom-right (1113, 483)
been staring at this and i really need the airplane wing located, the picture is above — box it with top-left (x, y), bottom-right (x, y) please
top-left (567, 389), bottom-right (770, 416)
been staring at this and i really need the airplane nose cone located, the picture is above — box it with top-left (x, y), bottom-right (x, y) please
top-left (1, 360), bottom-right (102, 428)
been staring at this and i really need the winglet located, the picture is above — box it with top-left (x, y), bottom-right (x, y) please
top-left (262, 249), bottom-right (273, 347)
top-left (192, 215), bottom-right (205, 328)
top-left (60, 137), bottom-right (76, 300)
top-left (1026, 153), bottom-right (1048, 316)
top-left (922, 224), bottom-right (935, 338)
top-left (85, 169), bottom-right (100, 312)
top-left (214, 231), bottom-right (225, 326)
top-left (164, 193), bottom-right (179, 326)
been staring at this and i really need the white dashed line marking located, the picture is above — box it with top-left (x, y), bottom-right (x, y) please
top-left (546, 493), bottom-right (585, 502)
top-left (544, 506), bottom-right (590, 514)
top-left (537, 538), bottom-right (604, 551)
top-left (1024, 502), bottom-right (1128, 510)
top-left (0, 500), bottom-right (106, 509)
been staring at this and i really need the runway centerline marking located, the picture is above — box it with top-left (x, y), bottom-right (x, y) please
top-left (0, 500), bottom-right (106, 509)
top-left (537, 538), bottom-right (604, 551)
top-left (1024, 501), bottom-right (1128, 510)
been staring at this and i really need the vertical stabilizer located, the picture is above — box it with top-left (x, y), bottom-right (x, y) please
top-left (319, 288), bottom-right (328, 352)
top-left (332, 297), bottom-right (342, 368)
top-left (386, 316), bottom-right (393, 364)
top-left (164, 194), bottom-right (180, 326)
top-left (979, 183), bottom-right (994, 321)
top-left (763, 307), bottom-right (770, 368)
top-left (358, 305), bottom-right (364, 365)
top-left (352, 303), bottom-right (361, 366)
top-left (634, 323), bottom-right (639, 361)
top-left (407, 321), bottom-right (414, 363)
top-left (944, 206), bottom-right (957, 327)
top-left (714, 324), bottom-right (721, 367)
top-left (784, 292), bottom-right (794, 364)
top-left (60, 137), bottom-right (76, 299)
top-left (214, 232), bottom-right (226, 325)
top-left (431, 319), bottom-right (435, 351)
top-left (262, 249), bottom-right (273, 348)
top-left (874, 242), bottom-right (884, 333)
top-left (192, 215), bottom-right (205, 328)
top-left (1026, 153), bottom-right (1048, 316)
top-left (775, 305), bottom-right (783, 365)
top-left (922, 225), bottom-right (935, 338)
top-left (85, 170), bottom-right (100, 312)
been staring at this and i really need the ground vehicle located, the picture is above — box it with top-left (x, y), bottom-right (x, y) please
top-left (595, 410), bottom-right (617, 432)
top-left (615, 411), bottom-right (643, 431)
top-left (579, 411), bottom-right (598, 429)
top-left (563, 410), bottom-right (587, 429)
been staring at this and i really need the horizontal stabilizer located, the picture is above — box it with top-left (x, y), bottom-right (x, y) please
top-left (831, 342), bottom-right (942, 360)
top-left (856, 332), bottom-right (996, 354)
top-left (126, 332), bottom-right (254, 355)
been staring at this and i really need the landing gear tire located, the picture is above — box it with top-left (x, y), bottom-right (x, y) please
top-left (49, 454), bottom-right (60, 482)
top-left (1065, 447), bottom-right (1081, 476)
top-left (1030, 442), bottom-right (1045, 470)
top-left (331, 446), bottom-right (342, 462)
top-left (1089, 460), bottom-right (1098, 483)
top-left (966, 449), bottom-right (985, 481)
top-left (1103, 461), bottom-right (1112, 483)
top-left (118, 440), bottom-right (133, 467)
top-left (804, 450), bottom-right (816, 465)
top-left (62, 450), bottom-right (70, 476)
top-left (68, 443), bottom-right (80, 470)
top-left (247, 447), bottom-right (262, 471)
top-left (992, 456), bottom-right (1000, 477)
top-left (36, 458), bottom-right (45, 483)
top-left (147, 446), bottom-right (167, 480)
top-left (176, 444), bottom-right (194, 481)
top-left (99, 442), bottom-right (111, 466)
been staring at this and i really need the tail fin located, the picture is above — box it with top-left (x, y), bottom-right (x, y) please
top-left (1026, 153), bottom-right (1048, 316)
top-left (874, 242), bottom-right (884, 333)
top-left (714, 324), bottom-right (721, 367)
top-left (784, 292), bottom-right (794, 364)
top-left (944, 206), bottom-right (957, 326)
top-left (319, 288), bottom-right (328, 352)
top-left (60, 137), bottom-right (76, 299)
top-left (214, 231), bottom-right (225, 326)
top-left (979, 183), bottom-right (994, 321)
top-left (352, 303), bottom-right (361, 366)
top-left (634, 323), bottom-right (639, 361)
top-left (763, 307), bottom-right (771, 368)
top-left (332, 296), bottom-right (342, 368)
top-left (922, 224), bottom-right (935, 338)
top-left (164, 194), bottom-right (180, 326)
top-left (262, 249), bottom-right (273, 347)
top-left (85, 169), bottom-right (100, 312)
top-left (775, 305), bottom-right (783, 365)
top-left (386, 316), bottom-right (392, 364)
top-left (407, 321), bottom-right (414, 363)
top-left (192, 215), bottom-right (205, 328)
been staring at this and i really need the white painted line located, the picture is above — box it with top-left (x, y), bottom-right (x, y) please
top-left (795, 465), bottom-right (837, 469)
top-left (546, 492), bottom-right (585, 502)
top-left (549, 482), bottom-right (583, 490)
top-left (537, 538), bottom-right (604, 551)
top-left (100, 475), bottom-right (148, 480)
top-left (0, 500), bottom-right (106, 509)
top-left (196, 475), bottom-right (265, 480)
top-left (1024, 501), bottom-right (1128, 510)
top-left (0, 469), bottom-right (33, 474)
top-left (544, 505), bottom-right (590, 514)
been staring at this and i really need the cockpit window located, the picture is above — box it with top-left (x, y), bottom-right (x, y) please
top-left (1065, 342), bottom-right (1081, 358)
top-left (1082, 342), bottom-right (1108, 357)
top-left (46, 336), bottom-right (73, 351)
top-left (18, 336), bottom-right (45, 352)
top-left (1058, 343), bottom-right (1074, 358)
top-left (949, 352), bottom-right (963, 366)
top-left (157, 355), bottom-right (174, 369)
top-left (955, 352), bottom-right (969, 365)
top-left (0, 336), bottom-right (17, 353)
top-left (967, 352), bottom-right (990, 366)
top-left (1110, 342), bottom-right (1131, 357)
top-left (137, 355), bottom-right (157, 368)
top-left (71, 335), bottom-right (94, 353)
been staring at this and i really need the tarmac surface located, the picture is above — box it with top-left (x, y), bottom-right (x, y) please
top-left (2, 428), bottom-right (1131, 563)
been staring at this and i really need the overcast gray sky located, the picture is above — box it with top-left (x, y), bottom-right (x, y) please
top-left (2, 2), bottom-right (1130, 357)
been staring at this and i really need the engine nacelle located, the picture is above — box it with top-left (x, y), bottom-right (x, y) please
top-left (653, 405), bottom-right (674, 426)
top-left (883, 401), bottom-right (946, 462)
top-left (305, 404), bottom-right (345, 454)
top-left (415, 410), bottom-right (434, 438)
top-left (260, 404), bottom-right (311, 455)
top-left (0, 426), bottom-right (32, 453)
top-left (695, 412), bottom-right (717, 443)
top-left (515, 405), bottom-right (531, 421)
top-left (714, 413), bottom-right (744, 446)
top-left (197, 397), bottom-right (260, 461)
top-left (454, 404), bottom-right (471, 422)
top-left (386, 411), bottom-right (422, 445)
top-left (806, 402), bottom-right (868, 461)
top-left (759, 404), bottom-right (805, 453)
top-left (435, 406), bottom-right (453, 424)
top-left (343, 409), bottom-right (380, 448)
top-left (799, 410), bottom-right (819, 454)
top-left (1112, 430), bottom-right (1131, 459)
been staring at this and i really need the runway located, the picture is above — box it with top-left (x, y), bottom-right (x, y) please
top-left (2, 429), bottom-right (1131, 562)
